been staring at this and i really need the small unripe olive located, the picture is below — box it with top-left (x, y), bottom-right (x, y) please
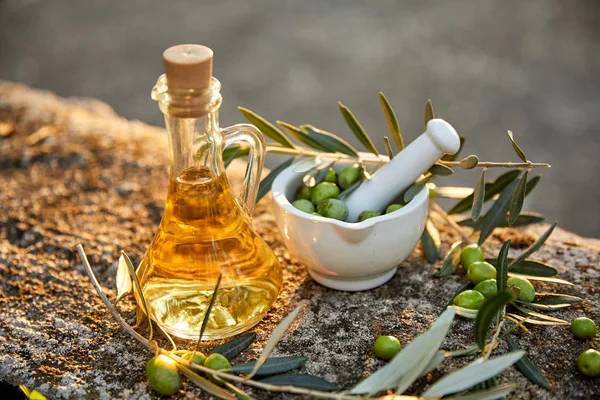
top-left (577, 349), bottom-right (600, 377)
top-left (292, 199), bottom-right (315, 214)
top-left (474, 279), bottom-right (498, 299)
top-left (183, 351), bottom-right (206, 368)
top-left (460, 244), bottom-right (485, 268)
top-left (324, 168), bottom-right (337, 183)
top-left (467, 261), bottom-right (497, 284)
top-left (358, 210), bottom-right (381, 222)
top-left (295, 185), bottom-right (312, 201)
top-left (373, 335), bottom-right (402, 360)
top-left (146, 355), bottom-right (181, 395)
top-left (317, 199), bottom-right (349, 221)
top-left (506, 276), bottom-right (535, 303)
top-left (571, 317), bottom-right (597, 339)
top-left (338, 164), bottom-right (361, 189)
top-left (204, 353), bottom-right (232, 384)
top-left (427, 182), bottom-right (439, 199)
top-left (453, 290), bottom-right (486, 310)
top-left (385, 204), bottom-right (403, 214)
top-left (310, 182), bottom-right (340, 205)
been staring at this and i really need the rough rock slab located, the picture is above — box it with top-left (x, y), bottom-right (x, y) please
top-left (0, 82), bottom-right (598, 399)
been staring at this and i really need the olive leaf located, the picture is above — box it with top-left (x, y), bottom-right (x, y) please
top-left (512, 304), bottom-right (569, 324)
top-left (442, 383), bottom-right (518, 400)
top-left (440, 241), bottom-right (463, 277)
top-left (278, 121), bottom-right (329, 152)
top-left (121, 251), bottom-right (153, 340)
top-left (383, 136), bottom-right (394, 160)
top-left (507, 272), bottom-right (573, 286)
top-left (300, 125), bottom-right (359, 157)
top-left (525, 174), bottom-right (541, 196)
top-left (505, 335), bottom-right (552, 391)
top-left (224, 148), bottom-right (245, 168)
top-left (257, 158), bottom-right (295, 203)
top-left (459, 212), bottom-right (546, 228)
top-left (421, 220), bottom-right (441, 262)
top-left (508, 170), bottom-right (529, 225)
top-left (194, 274), bottom-right (222, 353)
top-left (178, 365), bottom-right (237, 400)
top-left (506, 130), bottom-right (528, 162)
top-left (379, 92), bottom-right (404, 151)
top-left (212, 332), bottom-right (257, 360)
top-left (486, 258), bottom-right (558, 277)
top-left (259, 374), bottom-right (337, 392)
top-left (508, 222), bottom-right (557, 268)
top-left (429, 163), bottom-right (454, 176)
top-left (444, 344), bottom-right (480, 358)
top-left (449, 170), bottom-right (520, 215)
top-left (238, 107), bottom-right (295, 148)
top-left (422, 351), bottom-right (525, 398)
top-left (424, 99), bottom-right (435, 128)
top-left (232, 356), bottom-right (307, 376)
top-left (515, 302), bottom-right (575, 311)
top-left (115, 254), bottom-right (133, 303)
top-left (338, 179), bottom-right (363, 201)
top-left (404, 175), bottom-right (432, 203)
top-left (477, 178), bottom-right (520, 245)
top-left (293, 158), bottom-right (321, 173)
top-left (454, 306), bottom-right (479, 319)
top-left (338, 102), bottom-right (379, 156)
top-left (222, 382), bottom-right (256, 400)
top-left (530, 293), bottom-right (583, 305)
top-left (475, 287), bottom-right (519, 350)
top-left (248, 304), bottom-right (303, 378)
top-left (507, 313), bottom-right (567, 326)
top-left (471, 169), bottom-right (486, 221)
top-left (459, 155), bottom-right (479, 170)
top-left (496, 240), bottom-right (511, 293)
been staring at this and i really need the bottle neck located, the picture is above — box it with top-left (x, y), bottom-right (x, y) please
top-left (152, 75), bottom-right (225, 180)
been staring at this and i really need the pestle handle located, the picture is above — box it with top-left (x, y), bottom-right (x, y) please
top-left (344, 118), bottom-right (460, 221)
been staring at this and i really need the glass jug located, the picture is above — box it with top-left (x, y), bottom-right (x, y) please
top-left (136, 45), bottom-right (282, 340)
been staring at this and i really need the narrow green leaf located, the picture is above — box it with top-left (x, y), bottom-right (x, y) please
top-left (257, 158), bottom-right (295, 203)
top-left (232, 356), bottom-right (307, 376)
top-left (248, 304), bottom-right (303, 378)
top-left (512, 304), bottom-right (569, 324)
top-left (507, 272), bottom-right (573, 286)
top-left (238, 107), bottom-right (295, 148)
top-left (525, 175), bottom-right (541, 196)
top-left (444, 344), bottom-right (480, 358)
top-left (338, 102), bottom-right (379, 156)
top-left (424, 99), bottom-right (435, 128)
top-left (429, 163), bottom-right (454, 176)
top-left (421, 220), bottom-right (440, 262)
top-left (194, 274), bottom-right (222, 351)
top-left (486, 258), bottom-right (558, 277)
top-left (508, 222), bottom-right (557, 268)
top-left (278, 121), bottom-right (328, 152)
top-left (442, 136), bottom-right (465, 162)
top-left (379, 92), bottom-right (404, 151)
top-left (496, 241), bottom-right (511, 293)
top-left (505, 335), bottom-right (552, 390)
top-left (224, 148), bottom-right (245, 168)
top-left (115, 254), bottom-right (133, 302)
top-left (422, 351), bottom-right (525, 398)
top-left (449, 170), bottom-right (521, 215)
top-left (506, 130), bottom-right (528, 162)
top-left (454, 306), bottom-right (479, 319)
top-left (421, 351), bottom-right (446, 377)
top-left (471, 169), bottom-right (486, 221)
top-left (508, 170), bottom-right (529, 225)
top-left (178, 365), bottom-right (237, 400)
top-left (515, 302), bottom-right (574, 311)
top-left (440, 241), bottom-right (463, 277)
top-left (338, 179), bottom-right (362, 201)
top-left (300, 125), bottom-right (360, 157)
top-left (531, 293), bottom-right (583, 305)
top-left (383, 136), bottom-right (394, 160)
top-left (442, 383), bottom-right (518, 400)
top-left (212, 332), bottom-right (257, 360)
top-left (404, 176), bottom-right (432, 203)
top-left (459, 155), bottom-right (479, 170)
top-left (293, 158), bottom-right (321, 173)
top-left (507, 313), bottom-right (567, 326)
top-left (459, 212), bottom-right (545, 228)
top-left (477, 179), bottom-right (520, 245)
top-left (260, 374), bottom-right (337, 392)
top-left (121, 251), bottom-right (153, 340)
top-left (475, 288), bottom-right (519, 350)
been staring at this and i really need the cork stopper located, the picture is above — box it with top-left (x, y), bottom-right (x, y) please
top-left (163, 44), bottom-right (213, 89)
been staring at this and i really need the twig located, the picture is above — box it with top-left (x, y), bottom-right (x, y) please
top-left (484, 309), bottom-right (507, 360)
top-left (439, 161), bottom-right (550, 169)
top-left (430, 203), bottom-right (474, 244)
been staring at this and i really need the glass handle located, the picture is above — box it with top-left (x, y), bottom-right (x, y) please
top-left (222, 123), bottom-right (265, 217)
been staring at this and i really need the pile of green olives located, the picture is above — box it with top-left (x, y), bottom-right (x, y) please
top-left (291, 164), bottom-right (407, 222)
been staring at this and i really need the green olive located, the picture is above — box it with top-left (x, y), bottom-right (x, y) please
top-left (317, 199), bottom-right (349, 221)
top-left (183, 351), bottom-right (206, 368)
top-left (204, 353), bottom-right (232, 383)
top-left (577, 349), bottom-right (600, 377)
top-left (146, 355), bottom-right (181, 396)
top-left (310, 182), bottom-right (340, 205)
top-left (506, 276), bottom-right (535, 303)
top-left (474, 279), bottom-right (498, 299)
top-left (338, 164), bottom-right (361, 189)
top-left (571, 317), bottom-right (598, 339)
top-left (427, 182), bottom-right (439, 199)
top-left (324, 168), bottom-right (337, 183)
top-left (295, 185), bottom-right (313, 201)
top-left (460, 244), bottom-right (485, 268)
top-left (292, 199), bottom-right (316, 214)
top-left (453, 290), bottom-right (486, 310)
top-left (373, 335), bottom-right (402, 360)
top-left (358, 210), bottom-right (381, 222)
top-left (385, 204), bottom-right (403, 214)
top-left (466, 261), bottom-right (497, 284)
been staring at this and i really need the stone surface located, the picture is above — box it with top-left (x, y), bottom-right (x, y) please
top-left (0, 82), bottom-right (599, 399)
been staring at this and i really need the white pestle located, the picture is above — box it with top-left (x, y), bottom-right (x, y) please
top-left (344, 118), bottom-right (461, 221)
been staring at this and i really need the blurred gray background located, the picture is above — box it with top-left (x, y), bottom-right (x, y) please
top-left (1, 0), bottom-right (598, 237)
